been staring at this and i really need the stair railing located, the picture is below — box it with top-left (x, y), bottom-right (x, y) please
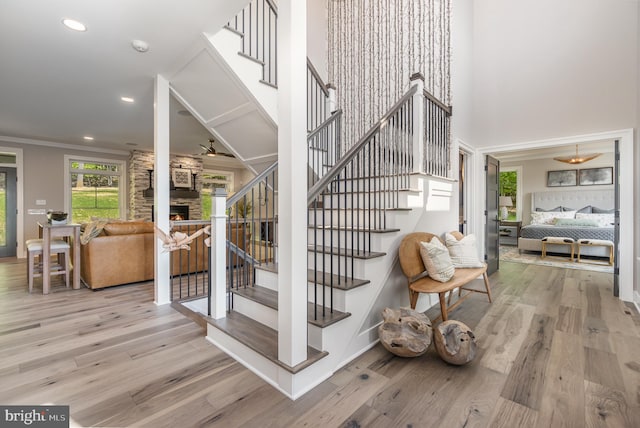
top-left (227, 0), bottom-right (278, 86)
top-left (307, 109), bottom-right (343, 189)
top-left (307, 58), bottom-right (332, 132)
top-left (423, 89), bottom-right (452, 177)
top-left (224, 161), bottom-right (278, 311)
top-left (306, 85), bottom-right (418, 320)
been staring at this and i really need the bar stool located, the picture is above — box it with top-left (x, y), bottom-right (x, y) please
top-left (26, 238), bottom-right (71, 293)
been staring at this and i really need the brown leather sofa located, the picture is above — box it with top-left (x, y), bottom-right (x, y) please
top-left (80, 221), bottom-right (250, 289)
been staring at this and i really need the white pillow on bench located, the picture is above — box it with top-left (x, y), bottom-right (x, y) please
top-left (445, 232), bottom-right (484, 268)
top-left (419, 238), bottom-right (455, 283)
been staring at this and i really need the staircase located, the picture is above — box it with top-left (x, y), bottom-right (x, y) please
top-left (169, 0), bottom-right (455, 399)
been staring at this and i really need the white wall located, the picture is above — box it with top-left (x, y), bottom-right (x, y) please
top-left (471, 0), bottom-right (638, 147)
top-left (501, 152), bottom-right (615, 225)
top-left (307, 0), bottom-right (328, 83)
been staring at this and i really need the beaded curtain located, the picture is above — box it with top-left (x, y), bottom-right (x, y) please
top-left (328, 0), bottom-right (451, 149)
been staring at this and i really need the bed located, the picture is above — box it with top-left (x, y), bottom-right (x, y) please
top-left (517, 189), bottom-right (615, 258)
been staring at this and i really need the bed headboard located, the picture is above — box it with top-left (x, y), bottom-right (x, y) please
top-left (531, 189), bottom-right (614, 212)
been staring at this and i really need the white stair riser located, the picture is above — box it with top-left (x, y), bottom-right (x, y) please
top-left (308, 209), bottom-right (409, 228)
top-left (307, 229), bottom-right (396, 251)
top-left (254, 268), bottom-right (278, 291)
top-left (307, 283), bottom-right (347, 312)
top-left (326, 177), bottom-right (413, 193)
top-left (320, 191), bottom-right (415, 209)
top-left (307, 253), bottom-right (372, 279)
top-left (232, 294), bottom-right (278, 330)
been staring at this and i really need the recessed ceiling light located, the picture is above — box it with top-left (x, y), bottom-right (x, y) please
top-left (83, 136), bottom-right (94, 141)
top-left (121, 96), bottom-right (135, 103)
top-left (62, 19), bottom-right (87, 32)
top-left (131, 39), bottom-right (149, 53)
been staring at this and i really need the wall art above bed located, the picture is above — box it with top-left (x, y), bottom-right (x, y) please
top-left (578, 167), bottom-right (613, 186)
top-left (547, 169), bottom-right (577, 187)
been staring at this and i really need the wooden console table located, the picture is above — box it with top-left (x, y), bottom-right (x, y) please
top-left (38, 222), bottom-right (81, 294)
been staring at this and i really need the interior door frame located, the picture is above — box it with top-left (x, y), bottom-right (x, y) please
top-left (0, 145), bottom-right (24, 258)
top-left (471, 129), bottom-right (635, 303)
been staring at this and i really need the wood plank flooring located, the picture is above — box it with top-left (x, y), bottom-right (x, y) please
top-left (1, 257), bottom-right (639, 427)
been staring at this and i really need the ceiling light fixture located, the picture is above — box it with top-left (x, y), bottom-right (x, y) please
top-left (83, 136), bottom-right (94, 141)
top-left (62, 19), bottom-right (87, 32)
top-left (553, 144), bottom-right (602, 164)
top-left (121, 96), bottom-right (135, 103)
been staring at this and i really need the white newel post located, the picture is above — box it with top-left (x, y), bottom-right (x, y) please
top-left (210, 188), bottom-right (227, 319)
top-left (277, 0), bottom-right (308, 367)
top-left (410, 73), bottom-right (425, 174)
top-left (154, 74), bottom-right (171, 305)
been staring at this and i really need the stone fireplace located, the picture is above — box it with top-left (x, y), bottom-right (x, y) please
top-left (129, 150), bottom-right (203, 221)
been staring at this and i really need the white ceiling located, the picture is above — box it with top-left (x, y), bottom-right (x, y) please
top-left (490, 140), bottom-right (615, 163)
top-left (0, 0), bottom-right (245, 166)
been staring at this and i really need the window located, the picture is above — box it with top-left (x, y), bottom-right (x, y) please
top-left (200, 170), bottom-right (234, 219)
top-left (499, 166), bottom-right (522, 221)
top-left (65, 156), bottom-right (125, 223)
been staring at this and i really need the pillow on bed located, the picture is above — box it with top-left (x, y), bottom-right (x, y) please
top-left (592, 206), bottom-right (614, 214)
top-left (576, 213), bottom-right (614, 227)
top-left (553, 218), bottom-right (600, 227)
top-left (563, 205), bottom-right (592, 213)
top-left (445, 233), bottom-right (484, 268)
top-left (535, 206), bottom-right (562, 212)
top-left (530, 210), bottom-right (576, 225)
top-left (419, 238), bottom-right (455, 283)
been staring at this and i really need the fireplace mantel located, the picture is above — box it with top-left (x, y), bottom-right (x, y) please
top-left (142, 189), bottom-right (199, 199)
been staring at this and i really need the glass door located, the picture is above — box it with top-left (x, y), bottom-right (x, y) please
top-left (0, 167), bottom-right (17, 257)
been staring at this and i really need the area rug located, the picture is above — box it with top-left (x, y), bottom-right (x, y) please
top-left (499, 246), bottom-right (614, 274)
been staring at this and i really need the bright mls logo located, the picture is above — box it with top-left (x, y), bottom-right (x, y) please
top-left (1, 406), bottom-right (69, 427)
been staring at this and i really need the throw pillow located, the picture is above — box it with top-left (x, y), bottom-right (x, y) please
top-left (531, 210), bottom-right (576, 225)
top-left (419, 238), bottom-right (455, 283)
top-left (575, 213), bottom-right (614, 228)
top-left (553, 218), bottom-right (600, 227)
top-left (445, 233), bottom-right (484, 268)
top-left (535, 206), bottom-right (562, 212)
top-left (563, 206), bottom-right (592, 213)
top-left (592, 206), bottom-right (614, 214)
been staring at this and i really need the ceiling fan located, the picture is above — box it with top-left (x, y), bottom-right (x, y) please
top-left (198, 139), bottom-right (235, 158)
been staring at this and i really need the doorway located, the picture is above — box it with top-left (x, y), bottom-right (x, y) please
top-left (0, 167), bottom-right (17, 257)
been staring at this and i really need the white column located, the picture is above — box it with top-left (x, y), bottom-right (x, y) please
top-left (410, 73), bottom-right (425, 174)
top-left (154, 74), bottom-right (171, 305)
top-left (277, 0), bottom-right (308, 367)
top-left (210, 188), bottom-right (227, 319)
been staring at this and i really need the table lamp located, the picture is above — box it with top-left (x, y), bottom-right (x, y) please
top-left (499, 196), bottom-right (513, 220)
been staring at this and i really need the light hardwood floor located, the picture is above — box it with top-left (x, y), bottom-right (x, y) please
top-left (1, 257), bottom-right (639, 427)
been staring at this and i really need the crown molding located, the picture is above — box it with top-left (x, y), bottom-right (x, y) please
top-left (0, 135), bottom-right (131, 156)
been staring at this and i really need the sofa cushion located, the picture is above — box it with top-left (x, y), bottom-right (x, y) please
top-left (103, 222), bottom-right (154, 236)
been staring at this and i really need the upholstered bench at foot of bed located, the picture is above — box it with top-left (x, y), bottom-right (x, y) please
top-left (541, 236), bottom-right (575, 261)
top-left (576, 239), bottom-right (614, 265)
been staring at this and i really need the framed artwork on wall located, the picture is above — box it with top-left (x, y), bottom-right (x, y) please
top-left (578, 167), bottom-right (613, 186)
top-left (172, 168), bottom-right (192, 189)
top-left (547, 169), bottom-right (577, 187)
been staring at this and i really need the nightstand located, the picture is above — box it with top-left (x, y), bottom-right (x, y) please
top-left (499, 220), bottom-right (521, 246)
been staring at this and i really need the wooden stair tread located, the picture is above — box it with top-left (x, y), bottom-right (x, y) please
top-left (308, 245), bottom-right (386, 259)
top-left (207, 311), bottom-right (328, 374)
top-left (231, 286), bottom-right (351, 327)
top-left (255, 264), bottom-right (370, 290)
